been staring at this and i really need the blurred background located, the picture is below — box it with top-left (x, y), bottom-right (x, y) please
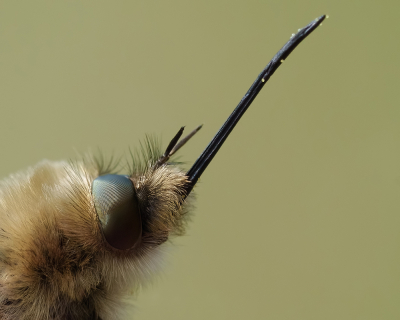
top-left (0, 1), bottom-right (399, 319)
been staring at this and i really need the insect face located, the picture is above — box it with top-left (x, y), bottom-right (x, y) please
top-left (0, 15), bottom-right (325, 320)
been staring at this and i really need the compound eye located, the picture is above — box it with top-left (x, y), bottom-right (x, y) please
top-left (92, 174), bottom-right (142, 250)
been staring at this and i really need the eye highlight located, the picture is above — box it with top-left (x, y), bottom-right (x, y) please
top-left (92, 174), bottom-right (142, 250)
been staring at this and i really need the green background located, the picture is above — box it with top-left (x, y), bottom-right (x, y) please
top-left (0, 1), bottom-right (399, 319)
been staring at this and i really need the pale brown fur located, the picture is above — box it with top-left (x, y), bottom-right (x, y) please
top-left (0, 154), bottom-right (191, 319)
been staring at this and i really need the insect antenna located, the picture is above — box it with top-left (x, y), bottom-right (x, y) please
top-left (156, 125), bottom-right (203, 167)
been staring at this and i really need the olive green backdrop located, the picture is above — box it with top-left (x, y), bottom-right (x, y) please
top-left (0, 1), bottom-right (399, 319)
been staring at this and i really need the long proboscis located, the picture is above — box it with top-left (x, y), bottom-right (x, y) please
top-left (185, 15), bottom-right (326, 195)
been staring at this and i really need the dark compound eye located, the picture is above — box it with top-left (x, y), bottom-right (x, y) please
top-left (92, 174), bottom-right (142, 250)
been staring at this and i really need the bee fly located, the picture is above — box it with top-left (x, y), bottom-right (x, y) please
top-left (0, 16), bottom-right (325, 319)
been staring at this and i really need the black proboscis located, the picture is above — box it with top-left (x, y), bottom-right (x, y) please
top-left (186, 15), bottom-right (326, 195)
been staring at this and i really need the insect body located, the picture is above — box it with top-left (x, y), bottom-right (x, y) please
top-left (0, 16), bottom-right (325, 319)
